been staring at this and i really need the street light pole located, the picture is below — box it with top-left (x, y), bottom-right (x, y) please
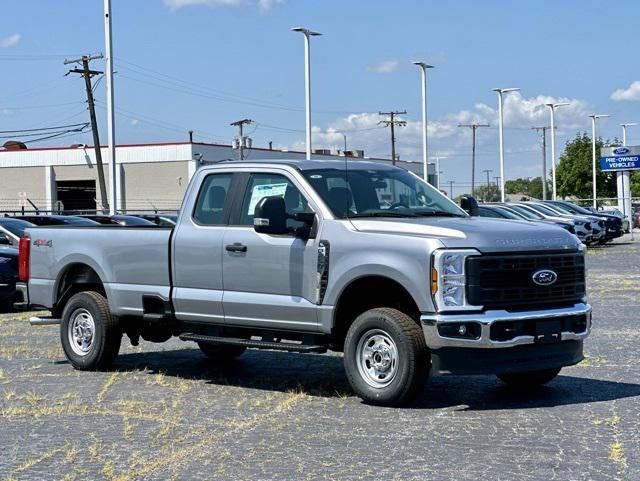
top-left (104, 0), bottom-right (117, 214)
top-left (292, 27), bottom-right (322, 160)
top-left (492, 87), bottom-right (520, 202)
top-left (589, 114), bottom-right (609, 209)
top-left (412, 61), bottom-right (434, 182)
top-left (621, 123), bottom-right (637, 236)
top-left (546, 102), bottom-right (569, 200)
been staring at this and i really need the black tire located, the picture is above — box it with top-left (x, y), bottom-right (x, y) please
top-left (198, 342), bottom-right (246, 361)
top-left (497, 367), bottom-right (561, 388)
top-left (60, 291), bottom-right (121, 370)
top-left (344, 308), bottom-right (429, 406)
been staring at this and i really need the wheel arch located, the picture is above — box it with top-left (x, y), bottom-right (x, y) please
top-left (54, 262), bottom-right (106, 316)
top-left (331, 274), bottom-right (421, 348)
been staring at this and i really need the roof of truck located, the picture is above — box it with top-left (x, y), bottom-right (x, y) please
top-left (214, 158), bottom-right (399, 171)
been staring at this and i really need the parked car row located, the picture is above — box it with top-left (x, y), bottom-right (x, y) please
top-left (476, 200), bottom-right (625, 246)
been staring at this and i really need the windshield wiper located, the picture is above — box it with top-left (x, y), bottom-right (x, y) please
top-left (349, 211), bottom-right (418, 218)
top-left (413, 211), bottom-right (465, 218)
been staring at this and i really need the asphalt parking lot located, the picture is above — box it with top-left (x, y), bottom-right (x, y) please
top-left (1, 236), bottom-right (639, 481)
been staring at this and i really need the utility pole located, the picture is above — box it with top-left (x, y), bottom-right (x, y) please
top-left (65, 54), bottom-right (109, 213)
top-left (230, 118), bottom-right (252, 160)
top-left (379, 110), bottom-right (407, 165)
top-left (448, 180), bottom-right (454, 198)
top-left (482, 169), bottom-right (493, 202)
top-left (458, 123), bottom-right (489, 197)
top-left (483, 169), bottom-right (493, 189)
top-left (531, 126), bottom-right (549, 200)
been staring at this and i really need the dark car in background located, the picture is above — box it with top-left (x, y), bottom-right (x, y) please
top-left (133, 213), bottom-right (178, 227)
top-left (13, 215), bottom-right (99, 226)
top-left (544, 200), bottom-right (623, 242)
top-left (0, 245), bottom-right (18, 310)
top-left (479, 204), bottom-right (577, 234)
top-left (80, 214), bottom-right (156, 226)
top-left (0, 218), bottom-right (36, 247)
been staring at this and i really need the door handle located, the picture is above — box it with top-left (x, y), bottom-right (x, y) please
top-left (225, 243), bottom-right (247, 253)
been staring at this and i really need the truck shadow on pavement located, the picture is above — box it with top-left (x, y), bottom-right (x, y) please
top-left (111, 347), bottom-right (640, 410)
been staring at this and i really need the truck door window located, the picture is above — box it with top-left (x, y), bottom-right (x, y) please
top-left (192, 173), bottom-right (234, 225)
top-left (239, 173), bottom-right (311, 230)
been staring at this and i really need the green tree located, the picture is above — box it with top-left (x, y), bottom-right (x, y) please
top-left (505, 178), bottom-right (530, 195)
top-left (556, 133), bottom-right (617, 201)
top-left (474, 183), bottom-right (501, 202)
top-left (632, 171), bottom-right (640, 197)
top-left (504, 177), bottom-right (550, 199)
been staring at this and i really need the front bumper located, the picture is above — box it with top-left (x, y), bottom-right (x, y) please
top-left (421, 303), bottom-right (591, 375)
top-left (420, 302), bottom-right (591, 350)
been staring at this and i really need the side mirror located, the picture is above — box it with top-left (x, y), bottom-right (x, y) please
top-left (254, 196), bottom-right (288, 235)
top-left (460, 195), bottom-right (479, 216)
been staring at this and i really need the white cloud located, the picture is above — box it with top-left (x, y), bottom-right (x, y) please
top-left (258, 0), bottom-right (286, 9)
top-left (130, 119), bottom-right (140, 126)
top-left (0, 34), bottom-right (20, 48)
top-left (611, 80), bottom-right (640, 101)
top-left (367, 59), bottom-right (399, 74)
top-left (164, 0), bottom-right (245, 9)
top-left (164, 0), bottom-right (285, 9)
top-left (300, 93), bottom-right (591, 161)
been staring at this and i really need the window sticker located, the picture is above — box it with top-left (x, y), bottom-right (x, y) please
top-left (247, 182), bottom-right (289, 214)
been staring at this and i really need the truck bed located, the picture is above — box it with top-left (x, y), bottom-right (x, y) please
top-left (27, 225), bottom-right (172, 316)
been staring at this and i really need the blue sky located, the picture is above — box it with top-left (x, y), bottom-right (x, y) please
top-left (1, 0), bottom-right (639, 193)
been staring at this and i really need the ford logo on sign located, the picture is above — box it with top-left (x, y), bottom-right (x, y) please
top-left (613, 147), bottom-right (630, 155)
top-left (532, 269), bottom-right (558, 286)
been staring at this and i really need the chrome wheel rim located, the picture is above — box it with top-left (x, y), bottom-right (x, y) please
top-left (68, 308), bottom-right (95, 356)
top-left (356, 329), bottom-right (398, 388)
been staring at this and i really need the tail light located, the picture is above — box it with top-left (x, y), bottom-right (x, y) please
top-left (18, 236), bottom-right (30, 282)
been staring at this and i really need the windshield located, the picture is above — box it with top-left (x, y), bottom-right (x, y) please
top-left (558, 201), bottom-right (594, 215)
top-left (520, 203), bottom-right (561, 217)
top-left (302, 167), bottom-right (465, 219)
top-left (492, 206), bottom-right (524, 220)
top-left (544, 203), bottom-right (572, 215)
top-left (61, 217), bottom-right (99, 226)
top-left (504, 204), bottom-right (543, 220)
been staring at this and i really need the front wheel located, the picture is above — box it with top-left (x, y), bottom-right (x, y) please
top-left (497, 367), bottom-right (561, 388)
top-left (60, 291), bottom-right (121, 370)
top-left (344, 308), bottom-right (429, 406)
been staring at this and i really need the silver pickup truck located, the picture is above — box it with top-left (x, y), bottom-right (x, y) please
top-left (17, 159), bottom-right (591, 406)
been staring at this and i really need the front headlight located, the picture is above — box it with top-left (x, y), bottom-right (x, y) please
top-left (431, 249), bottom-right (481, 311)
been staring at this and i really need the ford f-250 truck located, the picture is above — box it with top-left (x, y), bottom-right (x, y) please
top-left (17, 159), bottom-right (591, 406)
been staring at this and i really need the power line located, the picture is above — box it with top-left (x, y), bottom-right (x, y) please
top-left (0, 122), bottom-right (89, 134)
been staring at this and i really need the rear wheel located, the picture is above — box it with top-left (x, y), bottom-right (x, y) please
top-left (344, 308), bottom-right (429, 406)
top-left (198, 342), bottom-right (246, 361)
top-left (60, 291), bottom-right (121, 370)
top-left (497, 367), bottom-right (561, 388)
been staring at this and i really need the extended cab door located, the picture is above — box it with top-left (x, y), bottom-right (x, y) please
top-left (172, 171), bottom-right (237, 323)
top-left (222, 169), bottom-right (321, 332)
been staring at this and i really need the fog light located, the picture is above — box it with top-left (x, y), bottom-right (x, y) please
top-left (458, 324), bottom-right (467, 336)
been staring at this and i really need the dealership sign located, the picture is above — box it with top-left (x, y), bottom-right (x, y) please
top-left (600, 145), bottom-right (640, 171)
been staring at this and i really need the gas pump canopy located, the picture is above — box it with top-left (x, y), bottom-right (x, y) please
top-left (600, 146), bottom-right (640, 171)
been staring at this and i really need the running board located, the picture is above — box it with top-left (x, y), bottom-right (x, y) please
top-left (179, 333), bottom-right (327, 353)
top-left (29, 316), bottom-right (61, 326)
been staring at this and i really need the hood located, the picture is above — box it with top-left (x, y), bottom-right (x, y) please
top-left (350, 216), bottom-right (580, 253)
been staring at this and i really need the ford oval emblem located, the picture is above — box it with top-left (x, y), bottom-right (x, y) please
top-left (532, 269), bottom-right (558, 286)
top-left (613, 147), bottom-right (630, 155)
